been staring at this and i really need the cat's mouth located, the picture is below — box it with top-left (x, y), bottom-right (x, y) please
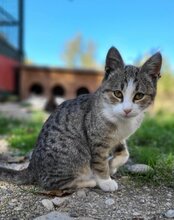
top-left (120, 114), bottom-right (137, 119)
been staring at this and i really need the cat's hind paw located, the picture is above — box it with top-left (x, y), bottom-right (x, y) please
top-left (97, 177), bottom-right (118, 192)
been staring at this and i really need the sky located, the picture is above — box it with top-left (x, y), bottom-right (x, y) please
top-left (25, 0), bottom-right (174, 69)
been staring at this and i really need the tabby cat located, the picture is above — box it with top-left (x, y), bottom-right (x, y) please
top-left (0, 47), bottom-right (162, 192)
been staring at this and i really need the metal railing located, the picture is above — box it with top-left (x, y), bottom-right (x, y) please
top-left (0, 0), bottom-right (24, 61)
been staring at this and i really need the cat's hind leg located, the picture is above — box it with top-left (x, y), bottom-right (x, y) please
top-left (109, 141), bottom-right (129, 175)
top-left (59, 164), bottom-right (97, 190)
top-left (75, 164), bottom-right (97, 188)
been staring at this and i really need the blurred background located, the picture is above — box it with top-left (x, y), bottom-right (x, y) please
top-left (0, 0), bottom-right (174, 184)
top-left (0, 0), bottom-right (174, 111)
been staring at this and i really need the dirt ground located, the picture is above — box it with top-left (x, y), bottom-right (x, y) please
top-left (0, 173), bottom-right (174, 220)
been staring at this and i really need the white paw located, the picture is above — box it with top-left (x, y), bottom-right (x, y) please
top-left (97, 177), bottom-right (118, 192)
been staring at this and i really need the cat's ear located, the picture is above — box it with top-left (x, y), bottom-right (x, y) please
top-left (104, 47), bottom-right (124, 80)
top-left (140, 52), bottom-right (162, 79)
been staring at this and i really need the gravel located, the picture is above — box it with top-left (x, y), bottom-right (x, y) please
top-left (34, 211), bottom-right (72, 220)
top-left (0, 176), bottom-right (174, 220)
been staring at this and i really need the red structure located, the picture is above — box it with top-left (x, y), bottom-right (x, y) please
top-left (0, 0), bottom-right (24, 94)
top-left (0, 55), bottom-right (19, 92)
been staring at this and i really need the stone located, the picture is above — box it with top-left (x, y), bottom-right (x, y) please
top-left (132, 211), bottom-right (141, 216)
top-left (167, 192), bottom-right (172, 198)
top-left (34, 211), bottom-right (72, 220)
top-left (126, 164), bottom-right (153, 174)
top-left (139, 199), bottom-right (145, 204)
top-left (8, 198), bottom-right (18, 207)
top-left (79, 218), bottom-right (95, 220)
top-left (51, 197), bottom-right (67, 207)
top-left (7, 156), bottom-right (25, 163)
top-left (14, 204), bottom-right (23, 211)
top-left (105, 198), bottom-right (115, 206)
top-left (41, 199), bottom-right (54, 211)
top-left (69, 210), bottom-right (78, 218)
top-left (77, 189), bottom-right (87, 197)
top-left (151, 203), bottom-right (156, 208)
top-left (0, 139), bottom-right (9, 154)
top-left (164, 209), bottom-right (174, 218)
top-left (166, 202), bottom-right (171, 207)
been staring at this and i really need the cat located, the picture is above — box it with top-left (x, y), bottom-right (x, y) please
top-left (0, 47), bottom-right (162, 192)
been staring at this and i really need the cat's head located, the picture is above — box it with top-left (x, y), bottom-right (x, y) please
top-left (100, 47), bottom-right (162, 121)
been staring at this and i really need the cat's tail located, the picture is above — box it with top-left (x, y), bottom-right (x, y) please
top-left (0, 166), bottom-right (35, 185)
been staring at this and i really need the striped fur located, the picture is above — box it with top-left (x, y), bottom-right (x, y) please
top-left (0, 47), bottom-right (162, 192)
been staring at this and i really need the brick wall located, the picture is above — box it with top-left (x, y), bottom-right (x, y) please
top-left (20, 66), bottom-right (104, 100)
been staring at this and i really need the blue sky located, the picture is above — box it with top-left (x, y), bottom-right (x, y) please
top-left (25, 0), bottom-right (174, 69)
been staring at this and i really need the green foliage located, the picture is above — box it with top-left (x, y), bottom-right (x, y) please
top-left (129, 112), bottom-right (174, 158)
top-left (61, 34), bottom-right (100, 69)
top-left (0, 109), bottom-right (174, 186)
top-left (128, 111), bottom-right (174, 187)
top-left (0, 112), bottom-right (44, 154)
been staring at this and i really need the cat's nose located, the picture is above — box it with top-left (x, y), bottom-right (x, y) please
top-left (123, 108), bottom-right (132, 115)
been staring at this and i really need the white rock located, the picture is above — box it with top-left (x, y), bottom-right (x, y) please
top-left (34, 211), bottom-right (72, 220)
top-left (8, 198), bottom-right (18, 206)
top-left (0, 139), bottom-right (9, 153)
top-left (41, 199), bottom-right (54, 211)
top-left (139, 198), bottom-right (145, 204)
top-left (79, 218), bottom-right (95, 220)
top-left (77, 189), bottom-right (87, 197)
top-left (167, 192), bottom-right (172, 198)
top-left (105, 198), bottom-right (115, 206)
top-left (132, 211), bottom-right (141, 216)
top-left (14, 204), bottom-right (23, 211)
top-left (51, 197), bottom-right (67, 207)
top-left (151, 203), bottom-right (156, 208)
top-left (166, 202), bottom-right (172, 207)
top-left (126, 164), bottom-right (153, 174)
top-left (164, 209), bottom-right (174, 218)
top-left (10, 198), bottom-right (17, 203)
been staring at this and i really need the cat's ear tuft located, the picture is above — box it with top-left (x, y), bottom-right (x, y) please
top-left (105, 47), bottom-right (124, 79)
top-left (141, 52), bottom-right (162, 79)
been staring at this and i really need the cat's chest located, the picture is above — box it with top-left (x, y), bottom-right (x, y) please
top-left (109, 117), bottom-right (142, 143)
top-left (117, 120), bottom-right (137, 139)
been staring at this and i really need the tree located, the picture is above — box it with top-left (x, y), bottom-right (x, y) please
top-left (61, 34), bottom-right (100, 69)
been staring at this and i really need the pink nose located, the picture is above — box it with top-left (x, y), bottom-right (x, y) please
top-left (124, 109), bottom-right (132, 115)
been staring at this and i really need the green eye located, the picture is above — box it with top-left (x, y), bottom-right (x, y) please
top-left (113, 90), bottom-right (123, 99)
top-left (134, 93), bottom-right (144, 101)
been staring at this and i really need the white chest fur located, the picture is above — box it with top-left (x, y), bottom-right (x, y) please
top-left (116, 115), bottom-right (143, 140)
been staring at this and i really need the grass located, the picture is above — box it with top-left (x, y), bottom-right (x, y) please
top-left (128, 111), bottom-right (174, 187)
top-left (0, 110), bottom-right (173, 187)
top-left (0, 111), bottom-right (45, 154)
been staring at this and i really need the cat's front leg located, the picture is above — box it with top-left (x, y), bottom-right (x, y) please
top-left (91, 146), bottom-right (118, 192)
top-left (109, 141), bottom-right (129, 175)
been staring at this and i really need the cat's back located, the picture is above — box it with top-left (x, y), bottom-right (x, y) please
top-left (35, 93), bottom-right (93, 148)
top-left (53, 93), bottom-right (92, 124)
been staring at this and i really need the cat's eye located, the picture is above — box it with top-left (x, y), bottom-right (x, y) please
top-left (134, 93), bottom-right (144, 101)
top-left (113, 90), bottom-right (123, 99)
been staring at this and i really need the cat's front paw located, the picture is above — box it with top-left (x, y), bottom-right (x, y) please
top-left (97, 177), bottom-right (118, 192)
